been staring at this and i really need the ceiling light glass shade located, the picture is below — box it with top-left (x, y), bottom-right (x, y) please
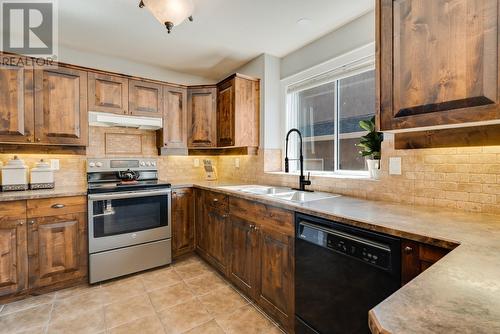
top-left (142, 0), bottom-right (194, 26)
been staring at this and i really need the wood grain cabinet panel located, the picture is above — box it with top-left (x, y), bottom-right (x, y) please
top-left (88, 73), bottom-right (128, 115)
top-left (194, 189), bottom-right (208, 253)
top-left (378, 0), bottom-right (500, 131)
top-left (158, 86), bottom-right (188, 152)
top-left (129, 80), bottom-right (163, 117)
top-left (34, 66), bottom-right (88, 146)
top-left (172, 188), bottom-right (195, 258)
top-left (206, 208), bottom-right (229, 274)
top-left (0, 56), bottom-right (34, 143)
top-left (216, 74), bottom-right (259, 148)
top-left (27, 213), bottom-right (87, 289)
top-left (228, 216), bottom-right (258, 296)
top-left (256, 226), bottom-right (294, 333)
top-left (187, 87), bottom-right (217, 147)
top-left (0, 217), bottom-right (28, 297)
top-left (401, 240), bottom-right (451, 285)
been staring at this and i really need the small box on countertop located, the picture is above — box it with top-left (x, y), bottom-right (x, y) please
top-left (30, 159), bottom-right (55, 190)
top-left (1, 156), bottom-right (29, 191)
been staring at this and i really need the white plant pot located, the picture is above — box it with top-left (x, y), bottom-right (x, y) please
top-left (366, 159), bottom-right (381, 180)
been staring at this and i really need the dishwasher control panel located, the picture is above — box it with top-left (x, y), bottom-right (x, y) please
top-left (298, 220), bottom-right (392, 271)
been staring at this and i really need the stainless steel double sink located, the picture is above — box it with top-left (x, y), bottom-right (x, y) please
top-left (217, 185), bottom-right (340, 204)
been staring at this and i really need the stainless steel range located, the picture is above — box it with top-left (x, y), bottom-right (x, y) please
top-left (87, 158), bottom-right (171, 284)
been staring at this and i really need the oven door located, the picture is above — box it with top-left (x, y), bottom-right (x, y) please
top-left (88, 188), bottom-right (171, 253)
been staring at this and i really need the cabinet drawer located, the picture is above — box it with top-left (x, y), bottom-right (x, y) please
top-left (0, 201), bottom-right (26, 219)
top-left (205, 191), bottom-right (229, 212)
top-left (229, 197), bottom-right (294, 236)
top-left (27, 196), bottom-right (87, 218)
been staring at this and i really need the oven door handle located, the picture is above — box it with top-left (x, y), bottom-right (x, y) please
top-left (88, 189), bottom-right (171, 201)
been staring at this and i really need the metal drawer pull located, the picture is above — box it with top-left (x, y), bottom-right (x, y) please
top-left (51, 204), bottom-right (65, 209)
top-left (93, 210), bottom-right (116, 218)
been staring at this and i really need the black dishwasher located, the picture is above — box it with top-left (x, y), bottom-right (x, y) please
top-left (295, 213), bottom-right (401, 334)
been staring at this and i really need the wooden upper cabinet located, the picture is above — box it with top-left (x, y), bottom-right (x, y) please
top-left (34, 66), bottom-right (88, 146)
top-left (159, 86), bottom-right (188, 151)
top-left (172, 188), bottom-right (195, 258)
top-left (0, 56), bottom-right (34, 143)
top-left (0, 201), bottom-right (28, 298)
top-left (88, 73), bottom-right (128, 115)
top-left (187, 87), bottom-right (217, 148)
top-left (217, 74), bottom-right (260, 147)
top-left (129, 80), bottom-right (163, 117)
top-left (378, 0), bottom-right (500, 131)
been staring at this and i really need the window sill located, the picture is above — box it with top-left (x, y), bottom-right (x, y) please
top-left (264, 171), bottom-right (378, 181)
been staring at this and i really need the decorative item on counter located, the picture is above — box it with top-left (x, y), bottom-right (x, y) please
top-left (30, 159), bottom-right (55, 190)
top-left (356, 117), bottom-right (383, 180)
top-left (0, 156), bottom-right (29, 191)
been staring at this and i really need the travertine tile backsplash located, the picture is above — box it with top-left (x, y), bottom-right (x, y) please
top-left (217, 134), bottom-right (500, 215)
top-left (2, 127), bottom-right (499, 215)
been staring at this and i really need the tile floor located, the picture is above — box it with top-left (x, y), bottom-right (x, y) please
top-left (0, 255), bottom-right (284, 334)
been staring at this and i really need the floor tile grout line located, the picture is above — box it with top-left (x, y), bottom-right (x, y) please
top-left (43, 300), bottom-right (56, 334)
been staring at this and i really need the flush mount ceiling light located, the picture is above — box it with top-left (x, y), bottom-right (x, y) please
top-left (139, 0), bottom-right (194, 34)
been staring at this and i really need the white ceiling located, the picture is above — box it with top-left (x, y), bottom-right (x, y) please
top-left (59, 0), bottom-right (374, 80)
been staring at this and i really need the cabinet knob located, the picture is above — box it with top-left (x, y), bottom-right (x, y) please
top-left (404, 246), bottom-right (413, 254)
top-left (19, 221), bottom-right (24, 226)
top-left (29, 220), bottom-right (35, 225)
top-left (124, 110), bottom-right (127, 114)
top-left (36, 138), bottom-right (41, 142)
top-left (51, 204), bottom-right (65, 209)
top-left (27, 138), bottom-right (32, 142)
top-left (212, 198), bottom-right (218, 202)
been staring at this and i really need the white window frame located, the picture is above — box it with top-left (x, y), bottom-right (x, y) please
top-left (280, 43), bottom-right (375, 177)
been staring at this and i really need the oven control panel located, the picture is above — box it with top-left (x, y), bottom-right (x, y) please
top-left (87, 158), bottom-right (158, 172)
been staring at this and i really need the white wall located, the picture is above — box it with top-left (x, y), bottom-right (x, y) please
top-left (280, 11), bottom-right (375, 79)
top-left (58, 45), bottom-right (214, 85)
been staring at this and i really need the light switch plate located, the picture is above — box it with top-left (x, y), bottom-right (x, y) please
top-left (193, 159), bottom-right (200, 168)
top-left (389, 157), bottom-right (402, 175)
top-left (50, 159), bottom-right (60, 171)
top-left (234, 158), bottom-right (240, 168)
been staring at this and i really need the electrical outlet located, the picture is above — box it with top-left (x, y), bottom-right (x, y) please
top-left (389, 157), bottom-right (402, 175)
top-left (234, 158), bottom-right (240, 168)
top-left (50, 159), bottom-right (60, 171)
top-left (193, 158), bottom-right (200, 168)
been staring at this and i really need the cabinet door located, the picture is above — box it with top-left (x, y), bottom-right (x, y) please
top-left (161, 86), bottom-right (188, 149)
top-left (0, 56), bottom-right (34, 143)
top-left (228, 216), bottom-right (257, 296)
top-left (172, 188), bottom-right (195, 258)
top-left (34, 67), bottom-right (88, 145)
top-left (217, 80), bottom-right (235, 147)
top-left (0, 218), bottom-right (27, 297)
top-left (187, 87), bottom-right (217, 147)
top-left (27, 213), bottom-right (87, 289)
top-left (378, 0), bottom-right (500, 131)
top-left (206, 209), bottom-right (228, 273)
top-left (195, 190), bottom-right (208, 253)
top-left (88, 73), bottom-right (128, 115)
top-left (129, 80), bottom-right (163, 117)
top-left (256, 226), bottom-right (294, 332)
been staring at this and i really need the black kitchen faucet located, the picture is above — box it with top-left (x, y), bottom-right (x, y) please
top-left (284, 128), bottom-right (312, 192)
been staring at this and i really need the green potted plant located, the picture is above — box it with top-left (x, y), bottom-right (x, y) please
top-left (356, 116), bottom-right (383, 179)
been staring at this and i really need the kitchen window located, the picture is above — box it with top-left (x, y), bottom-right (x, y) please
top-left (286, 59), bottom-right (375, 175)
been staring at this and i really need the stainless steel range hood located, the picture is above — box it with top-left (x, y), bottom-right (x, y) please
top-left (89, 112), bottom-right (162, 130)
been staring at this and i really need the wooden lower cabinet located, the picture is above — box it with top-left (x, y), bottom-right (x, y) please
top-left (0, 217), bottom-right (28, 298)
top-left (172, 188), bottom-right (195, 258)
top-left (255, 226), bottom-right (294, 332)
top-left (401, 239), bottom-right (451, 285)
top-left (196, 190), bottom-right (295, 333)
top-left (228, 216), bottom-right (258, 296)
top-left (27, 213), bottom-right (87, 289)
top-left (205, 208), bottom-right (229, 274)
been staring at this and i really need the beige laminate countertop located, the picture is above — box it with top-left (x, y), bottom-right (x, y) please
top-left (188, 182), bottom-right (500, 334)
top-left (0, 186), bottom-right (87, 202)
